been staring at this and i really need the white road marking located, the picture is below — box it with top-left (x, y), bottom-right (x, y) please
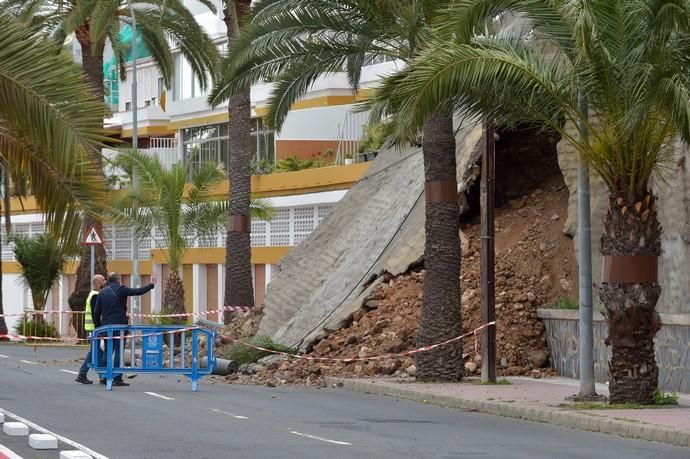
top-left (211, 408), bottom-right (248, 420)
top-left (0, 408), bottom-right (108, 459)
top-left (0, 442), bottom-right (22, 459)
top-left (145, 392), bottom-right (175, 401)
top-left (61, 369), bottom-right (79, 375)
top-left (289, 431), bottom-right (352, 446)
top-left (0, 354), bottom-right (9, 358)
top-left (19, 360), bottom-right (36, 365)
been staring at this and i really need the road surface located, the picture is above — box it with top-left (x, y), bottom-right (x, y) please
top-left (0, 344), bottom-right (687, 458)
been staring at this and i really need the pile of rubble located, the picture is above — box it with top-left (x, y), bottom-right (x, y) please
top-left (217, 177), bottom-right (576, 387)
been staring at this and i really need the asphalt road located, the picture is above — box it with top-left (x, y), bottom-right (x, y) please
top-left (0, 343), bottom-right (688, 459)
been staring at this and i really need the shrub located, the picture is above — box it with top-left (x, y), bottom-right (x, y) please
top-left (224, 335), bottom-right (297, 365)
top-left (14, 317), bottom-right (60, 341)
top-left (548, 297), bottom-right (579, 310)
top-left (653, 389), bottom-right (679, 406)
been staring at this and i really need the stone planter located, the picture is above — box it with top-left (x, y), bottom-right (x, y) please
top-left (537, 308), bottom-right (690, 393)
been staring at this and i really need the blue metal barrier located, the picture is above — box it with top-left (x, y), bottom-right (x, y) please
top-left (91, 325), bottom-right (216, 391)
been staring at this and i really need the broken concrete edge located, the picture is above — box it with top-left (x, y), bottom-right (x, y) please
top-left (324, 377), bottom-right (690, 448)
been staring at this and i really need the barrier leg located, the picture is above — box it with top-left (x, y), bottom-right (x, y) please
top-left (106, 330), bottom-right (113, 391)
top-left (191, 330), bottom-right (199, 392)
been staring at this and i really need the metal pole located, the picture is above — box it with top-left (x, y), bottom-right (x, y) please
top-left (481, 122), bottom-right (496, 383)
top-left (90, 245), bottom-right (95, 286)
top-left (574, 91), bottom-right (600, 399)
top-left (128, 0), bottom-right (140, 325)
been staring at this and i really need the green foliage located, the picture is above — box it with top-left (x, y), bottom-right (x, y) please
top-left (548, 297), bottom-right (579, 310)
top-left (3, 0), bottom-right (219, 93)
top-left (653, 389), bottom-right (679, 406)
top-left (0, 11), bottom-right (108, 248)
top-left (368, 0), bottom-right (690, 195)
top-left (358, 122), bottom-right (386, 154)
top-left (224, 335), bottom-right (297, 365)
top-left (472, 378), bottom-right (512, 385)
top-left (148, 306), bottom-right (186, 326)
top-left (14, 317), bottom-right (60, 341)
top-left (276, 156), bottom-right (314, 172)
top-left (10, 234), bottom-right (66, 311)
top-left (251, 159), bottom-right (276, 175)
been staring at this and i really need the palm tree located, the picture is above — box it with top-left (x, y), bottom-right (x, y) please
top-left (2, 0), bottom-right (220, 324)
top-left (209, 0), bottom-right (254, 322)
top-left (112, 150), bottom-right (273, 316)
top-left (368, 0), bottom-right (690, 403)
top-left (209, 0), bottom-right (464, 381)
top-left (11, 234), bottom-right (67, 314)
top-left (0, 12), bottom-right (108, 335)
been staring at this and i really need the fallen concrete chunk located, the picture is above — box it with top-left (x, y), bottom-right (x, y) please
top-left (60, 450), bottom-right (93, 459)
top-left (3, 421), bottom-right (29, 436)
top-left (29, 433), bottom-right (58, 449)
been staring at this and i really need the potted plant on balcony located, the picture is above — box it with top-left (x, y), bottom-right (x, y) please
top-left (358, 122), bottom-right (386, 162)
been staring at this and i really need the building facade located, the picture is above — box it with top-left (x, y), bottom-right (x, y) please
top-left (1, 1), bottom-right (400, 335)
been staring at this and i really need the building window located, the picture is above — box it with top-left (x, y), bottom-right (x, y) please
top-left (157, 77), bottom-right (165, 99)
top-left (125, 101), bottom-right (132, 111)
top-left (181, 120), bottom-right (275, 177)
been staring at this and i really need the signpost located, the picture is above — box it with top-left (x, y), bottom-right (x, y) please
top-left (83, 224), bottom-right (104, 283)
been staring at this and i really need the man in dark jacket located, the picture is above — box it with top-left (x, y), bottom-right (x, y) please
top-left (93, 272), bottom-right (156, 386)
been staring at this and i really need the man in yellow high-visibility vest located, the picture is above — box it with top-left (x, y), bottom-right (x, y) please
top-left (76, 274), bottom-right (106, 384)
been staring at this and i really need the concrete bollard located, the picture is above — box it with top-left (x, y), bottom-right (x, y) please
top-left (200, 357), bottom-right (236, 376)
top-left (3, 422), bottom-right (29, 436)
top-left (29, 433), bottom-right (58, 449)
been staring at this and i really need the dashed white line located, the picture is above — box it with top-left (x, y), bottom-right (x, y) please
top-left (0, 408), bottom-right (108, 459)
top-left (144, 392), bottom-right (175, 401)
top-left (19, 360), bottom-right (36, 365)
top-left (0, 354), bottom-right (9, 358)
top-left (289, 431), bottom-right (352, 446)
top-left (211, 408), bottom-right (248, 420)
top-left (61, 369), bottom-right (79, 375)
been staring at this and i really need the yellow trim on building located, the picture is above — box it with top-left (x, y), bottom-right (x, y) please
top-left (121, 125), bottom-right (174, 138)
top-left (4, 163), bottom-right (369, 215)
top-left (167, 112), bottom-right (229, 131)
top-left (2, 246), bottom-right (288, 276)
top-left (149, 246), bottom-right (289, 266)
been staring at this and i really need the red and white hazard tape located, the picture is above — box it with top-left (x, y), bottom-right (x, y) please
top-left (0, 321), bottom-right (496, 364)
top-left (0, 306), bottom-right (252, 319)
top-left (220, 321), bottom-right (496, 363)
top-left (0, 326), bottom-right (201, 343)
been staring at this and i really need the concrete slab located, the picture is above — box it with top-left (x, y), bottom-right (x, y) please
top-left (2, 422), bottom-right (28, 436)
top-left (29, 433), bottom-right (58, 449)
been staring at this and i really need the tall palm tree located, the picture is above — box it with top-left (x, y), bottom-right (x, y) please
top-left (112, 150), bottom-right (273, 315)
top-left (209, 0), bottom-right (464, 381)
top-left (369, 0), bottom-right (690, 403)
top-left (0, 12), bottom-right (108, 335)
top-left (2, 0), bottom-right (221, 323)
top-left (209, 0), bottom-right (254, 321)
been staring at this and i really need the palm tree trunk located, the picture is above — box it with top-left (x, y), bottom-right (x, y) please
top-left (68, 25), bottom-right (109, 338)
top-left (0, 219), bottom-right (6, 338)
top-left (223, 1), bottom-right (254, 323)
top-left (601, 191), bottom-right (662, 404)
top-left (415, 110), bottom-right (463, 382)
top-left (163, 270), bottom-right (186, 321)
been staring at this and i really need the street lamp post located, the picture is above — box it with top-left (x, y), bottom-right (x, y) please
top-left (128, 0), bottom-right (140, 324)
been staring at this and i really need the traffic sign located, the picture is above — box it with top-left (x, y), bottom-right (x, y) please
top-left (84, 225), bottom-right (104, 245)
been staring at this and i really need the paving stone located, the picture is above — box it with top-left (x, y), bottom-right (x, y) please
top-left (3, 421), bottom-right (29, 436)
top-left (29, 433), bottom-right (58, 449)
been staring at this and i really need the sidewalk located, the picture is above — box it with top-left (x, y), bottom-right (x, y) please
top-left (324, 376), bottom-right (690, 448)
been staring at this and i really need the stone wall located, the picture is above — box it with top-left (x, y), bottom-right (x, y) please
top-left (557, 133), bottom-right (690, 314)
top-left (538, 309), bottom-right (690, 393)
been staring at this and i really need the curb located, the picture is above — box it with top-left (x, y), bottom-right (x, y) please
top-left (325, 377), bottom-right (690, 448)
